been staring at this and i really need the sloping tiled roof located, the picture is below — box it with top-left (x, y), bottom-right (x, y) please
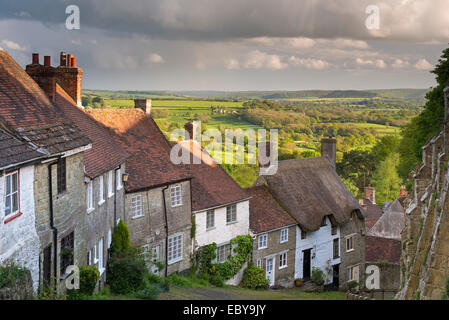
top-left (365, 235), bottom-right (402, 263)
top-left (361, 198), bottom-right (384, 230)
top-left (175, 140), bottom-right (250, 211)
top-left (54, 84), bottom-right (129, 178)
top-left (86, 109), bottom-right (191, 191)
top-left (367, 198), bottom-right (405, 240)
top-left (246, 185), bottom-right (296, 234)
top-left (0, 128), bottom-right (46, 169)
top-left (256, 157), bottom-right (363, 232)
top-left (0, 50), bottom-right (91, 155)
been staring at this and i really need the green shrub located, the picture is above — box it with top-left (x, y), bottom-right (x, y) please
top-left (133, 282), bottom-right (164, 300)
top-left (147, 272), bottom-right (164, 284)
top-left (110, 219), bottom-right (130, 255)
top-left (442, 277), bottom-right (449, 300)
top-left (311, 267), bottom-right (326, 286)
top-left (79, 265), bottom-right (100, 295)
top-left (210, 274), bottom-right (225, 288)
top-left (107, 253), bottom-right (147, 294)
top-left (166, 272), bottom-right (210, 288)
top-left (241, 266), bottom-right (269, 290)
top-left (0, 263), bottom-right (26, 289)
top-left (67, 290), bottom-right (92, 300)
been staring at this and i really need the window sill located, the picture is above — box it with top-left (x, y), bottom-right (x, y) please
top-left (280, 240), bottom-right (288, 244)
top-left (98, 199), bottom-right (105, 206)
top-left (279, 265), bottom-right (287, 270)
top-left (226, 220), bottom-right (238, 225)
top-left (108, 193), bottom-right (114, 198)
top-left (346, 249), bottom-right (355, 253)
top-left (132, 214), bottom-right (144, 220)
top-left (4, 211), bottom-right (23, 224)
top-left (258, 246), bottom-right (267, 250)
top-left (167, 257), bottom-right (183, 265)
top-left (206, 226), bottom-right (216, 232)
top-left (87, 207), bottom-right (95, 214)
top-left (171, 204), bottom-right (182, 208)
top-left (99, 267), bottom-right (105, 276)
top-left (116, 186), bottom-right (123, 191)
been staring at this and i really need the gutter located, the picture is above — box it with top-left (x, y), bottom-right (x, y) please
top-left (48, 157), bottom-right (61, 284)
top-left (161, 185), bottom-right (169, 278)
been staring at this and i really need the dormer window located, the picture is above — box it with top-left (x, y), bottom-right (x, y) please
top-left (321, 217), bottom-right (327, 227)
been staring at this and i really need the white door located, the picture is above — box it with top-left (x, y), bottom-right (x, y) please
top-left (151, 246), bottom-right (161, 275)
top-left (265, 257), bottom-right (275, 286)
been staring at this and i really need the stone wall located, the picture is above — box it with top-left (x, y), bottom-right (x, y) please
top-left (124, 180), bottom-right (192, 276)
top-left (252, 225), bottom-right (296, 288)
top-left (34, 152), bottom-right (88, 286)
top-left (0, 269), bottom-right (33, 300)
top-left (366, 262), bottom-right (400, 292)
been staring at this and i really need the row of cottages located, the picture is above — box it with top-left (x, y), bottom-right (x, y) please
top-left (247, 139), bottom-right (366, 289)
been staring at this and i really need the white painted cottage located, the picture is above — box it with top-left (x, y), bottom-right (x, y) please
top-left (0, 129), bottom-right (47, 291)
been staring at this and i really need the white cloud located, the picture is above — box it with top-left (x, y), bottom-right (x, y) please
top-left (226, 59), bottom-right (240, 70)
top-left (1, 39), bottom-right (26, 51)
top-left (329, 39), bottom-right (369, 49)
top-left (146, 53), bottom-right (165, 64)
top-left (289, 56), bottom-right (330, 70)
top-left (244, 50), bottom-right (287, 70)
top-left (414, 58), bottom-right (433, 71)
top-left (391, 59), bottom-right (410, 69)
top-left (355, 58), bottom-right (387, 69)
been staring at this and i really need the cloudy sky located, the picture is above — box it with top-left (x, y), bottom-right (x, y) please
top-left (0, 0), bottom-right (448, 91)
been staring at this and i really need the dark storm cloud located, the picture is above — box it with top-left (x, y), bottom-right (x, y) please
top-left (1, 0), bottom-right (447, 42)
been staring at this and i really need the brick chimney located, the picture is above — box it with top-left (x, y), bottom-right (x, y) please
top-left (134, 99), bottom-right (152, 115)
top-left (184, 122), bottom-right (199, 141)
top-left (26, 53), bottom-right (57, 101)
top-left (26, 51), bottom-right (83, 107)
top-left (399, 185), bottom-right (408, 198)
top-left (365, 185), bottom-right (376, 204)
top-left (321, 138), bottom-right (336, 168)
top-left (258, 141), bottom-right (274, 168)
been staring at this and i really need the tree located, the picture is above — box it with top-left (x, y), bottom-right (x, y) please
top-left (371, 152), bottom-right (403, 208)
top-left (398, 47), bottom-right (449, 177)
top-left (337, 149), bottom-right (377, 192)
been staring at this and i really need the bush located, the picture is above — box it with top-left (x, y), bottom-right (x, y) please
top-left (0, 263), bottom-right (26, 289)
top-left (107, 253), bottom-right (147, 294)
top-left (241, 266), bottom-right (269, 290)
top-left (210, 274), bottom-right (225, 288)
top-left (166, 272), bottom-right (210, 288)
top-left (110, 219), bottom-right (130, 255)
top-left (133, 282), bottom-right (165, 300)
top-left (79, 265), bottom-right (100, 295)
top-left (311, 267), bottom-right (326, 286)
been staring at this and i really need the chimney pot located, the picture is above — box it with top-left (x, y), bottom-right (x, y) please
top-left (44, 56), bottom-right (51, 67)
top-left (32, 53), bottom-right (39, 64)
top-left (134, 99), bottom-right (152, 115)
top-left (67, 54), bottom-right (73, 67)
top-left (60, 52), bottom-right (67, 67)
top-left (364, 185), bottom-right (376, 204)
top-left (71, 57), bottom-right (76, 67)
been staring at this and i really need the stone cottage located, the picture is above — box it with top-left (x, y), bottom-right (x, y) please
top-left (48, 52), bottom-right (130, 285)
top-left (0, 50), bottom-right (92, 289)
top-left (254, 138), bottom-right (366, 290)
top-left (174, 123), bottom-right (251, 284)
top-left (87, 101), bottom-right (193, 276)
top-left (246, 185), bottom-right (297, 288)
top-left (0, 128), bottom-right (47, 291)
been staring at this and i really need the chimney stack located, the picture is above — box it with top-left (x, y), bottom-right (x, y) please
top-left (184, 122), bottom-right (200, 141)
top-left (134, 99), bottom-right (152, 115)
top-left (26, 51), bottom-right (83, 107)
top-left (321, 138), bottom-right (337, 168)
top-left (400, 185), bottom-right (408, 198)
top-left (365, 185), bottom-right (376, 204)
top-left (32, 53), bottom-right (39, 64)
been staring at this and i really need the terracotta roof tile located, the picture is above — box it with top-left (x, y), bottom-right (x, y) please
top-left (365, 235), bottom-right (402, 263)
top-left (175, 140), bottom-right (249, 211)
top-left (0, 50), bottom-right (90, 155)
top-left (54, 85), bottom-right (129, 178)
top-left (247, 185), bottom-right (296, 234)
top-left (86, 109), bottom-right (191, 190)
top-left (361, 198), bottom-right (383, 230)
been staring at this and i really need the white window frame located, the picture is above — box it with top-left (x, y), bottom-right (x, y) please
top-left (257, 259), bottom-right (262, 269)
top-left (217, 243), bottom-right (230, 263)
top-left (86, 180), bottom-right (94, 213)
top-left (131, 194), bottom-right (143, 219)
top-left (170, 185), bottom-right (182, 207)
top-left (4, 171), bottom-right (19, 216)
top-left (279, 252), bottom-right (287, 269)
top-left (93, 243), bottom-right (99, 265)
top-left (108, 170), bottom-right (114, 198)
top-left (258, 234), bottom-right (267, 249)
top-left (98, 175), bottom-right (105, 206)
top-left (167, 233), bottom-right (183, 264)
top-left (116, 168), bottom-right (122, 191)
top-left (347, 265), bottom-right (360, 282)
top-left (280, 228), bottom-right (288, 243)
top-left (98, 238), bottom-right (104, 274)
top-left (346, 234), bottom-right (356, 252)
top-left (226, 204), bottom-right (237, 224)
top-left (206, 210), bottom-right (215, 230)
top-left (108, 229), bottom-right (112, 249)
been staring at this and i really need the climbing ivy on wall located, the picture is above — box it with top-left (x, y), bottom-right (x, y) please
top-left (195, 235), bottom-right (253, 280)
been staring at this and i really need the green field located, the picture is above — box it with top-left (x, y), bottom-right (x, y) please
top-left (328, 122), bottom-right (400, 135)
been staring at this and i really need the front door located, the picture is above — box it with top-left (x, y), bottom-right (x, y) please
top-left (303, 249), bottom-right (311, 280)
top-left (265, 257), bottom-right (274, 286)
top-left (43, 245), bottom-right (52, 287)
top-left (151, 245), bottom-right (161, 275)
top-left (332, 264), bottom-right (340, 290)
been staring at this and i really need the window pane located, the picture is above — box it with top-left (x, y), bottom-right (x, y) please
top-left (5, 195), bottom-right (11, 215)
top-left (6, 175), bottom-right (11, 194)
top-left (12, 173), bottom-right (18, 192)
top-left (12, 193), bottom-right (18, 212)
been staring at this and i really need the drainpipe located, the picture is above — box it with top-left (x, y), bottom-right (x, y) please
top-left (48, 158), bottom-right (60, 284)
top-left (162, 185), bottom-right (169, 277)
top-left (114, 167), bottom-right (118, 225)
